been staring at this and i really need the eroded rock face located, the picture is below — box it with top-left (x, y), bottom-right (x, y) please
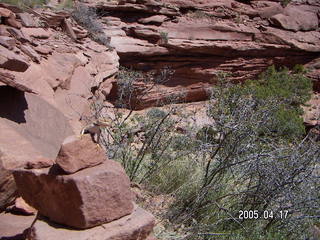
top-left (93, 0), bottom-right (320, 108)
top-left (28, 206), bottom-right (155, 240)
top-left (0, 88), bottom-right (74, 170)
top-left (56, 135), bottom-right (106, 174)
top-left (13, 161), bottom-right (135, 229)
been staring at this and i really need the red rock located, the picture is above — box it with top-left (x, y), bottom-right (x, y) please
top-left (0, 71), bottom-right (35, 93)
top-left (17, 12), bottom-right (38, 27)
top-left (28, 206), bottom-right (155, 240)
top-left (0, 90), bottom-right (74, 170)
top-left (5, 16), bottom-right (22, 29)
top-left (8, 197), bottom-right (37, 216)
top-left (63, 18), bottom-right (77, 41)
top-left (0, 36), bottom-right (15, 50)
top-left (0, 3), bottom-right (23, 14)
top-left (25, 158), bottom-right (54, 169)
top-left (0, 45), bottom-right (29, 72)
top-left (258, 5), bottom-right (283, 19)
top-left (72, 27), bottom-right (88, 39)
top-left (40, 52), bottom-right (82, 89)
top-left (56, 135), bottom-right (106, 174)
top-left (33, 45), bottom-right (52, 55)
top-left (14, 161), bottom-right (135, 229)
top-left (303, 93), bottom-right (320, 127)
top-left (270, 7), bottom-right (318, 32)
top-left (0, 213), bottom-right (35, 239)
top-left (20, 45), bottom-right (41, 63)
top-left (7, 27), bottom-right (31, 42)
top-left (138, 15), bottom-right (168, 25)
top-left (21, 27), bottom-right (52, 39)
top-left (0, 158), bottom-right (16, 211)
top-left (53, 66), bottom-right (93, 126)
top-left (0, 7), bottom-right (15, 18)
top-left (0, 25), bottom-right (10, 36)
top-left (41, 10), bottom-right (70, 27)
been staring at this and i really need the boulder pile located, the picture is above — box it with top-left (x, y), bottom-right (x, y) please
top-left (11, 135), bottom-right (155, 240)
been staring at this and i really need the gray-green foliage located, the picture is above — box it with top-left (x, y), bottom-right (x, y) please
top-left (72, 3), bottom-right (111, 48)
top-left (96, 66), bottom-right (319, 239)
top-left (168, 67), bottom-right (319, 239)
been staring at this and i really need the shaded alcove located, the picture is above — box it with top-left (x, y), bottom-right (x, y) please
top-left (0, 86), bottom-right (28, 124)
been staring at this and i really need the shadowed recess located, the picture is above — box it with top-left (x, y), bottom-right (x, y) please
top-left (0, 86), bottom-right (28, 124)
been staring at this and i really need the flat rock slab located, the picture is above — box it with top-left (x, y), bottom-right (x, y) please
top-left (56, 135), bottom-right (106, 174)
top-left (0, 45), bottom-right (29, 72)
top-left (17, 13), bottom-right (38, 28)
top-left (28, 207), bottom-right (155, 240)
top-left (0, 213), bottom-right (35, 239)
top-left (21, 28), bottom-right (52, 39)
top-left (14, 161), bottom-right (135, 229)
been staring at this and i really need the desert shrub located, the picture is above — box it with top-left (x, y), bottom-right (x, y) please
top-left (114, 67), bottom-right (174, 109)
top-left (159, 31), bottom-right (169, 44)
top-left (72, 3), bottom-right (111, 48)
top-left (168, 67), bottom-right (319, 239)
top-left (282, 0), bottom-right (292, 7)
top-left (72, 4), bottom-right (103, 33)
top-left (92, 65), bottom-right (318, 239)
top-left (115, 67), bottom-right (144, 108)
top-left (191, 10), bottom-right (210, 19)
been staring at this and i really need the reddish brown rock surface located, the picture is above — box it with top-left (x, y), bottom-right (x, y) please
top-left (28, 206), bottom-right (155, 240)
top-left (56, 135), bottom-right (106, 174)
top-left (0, 89), bottom-right (74, 170)
top-left (7, 197), bottom-right (37, 216)
top-left (90, 0), bottom-right (320, 108)
top-left (0, 45), bottom-right (29, 72)
top-left (0, 157), bottom-right (16, 210)
top-left (13, 160), bottom-right (135, 229)
top-left (0, 213), bottom-right (35, 239)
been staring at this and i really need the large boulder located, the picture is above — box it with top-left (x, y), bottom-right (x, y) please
top-left (270, 7), bottom-right (319, 32)
top-left (28, 206), bottom-right (155, 240)
top-left (0, 87), bottom-right (74, 170)
top-left (0, 87), bottom-right (73, 209)
top-left (13, 161), bottom-right (135, 229)
top-left (56, 135), bottom-right (106, 174)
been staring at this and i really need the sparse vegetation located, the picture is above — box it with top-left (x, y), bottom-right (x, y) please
top-left (159, 31), bottom-right (169, 44)
top-left (282, 0), bottom-right (292, 7)
top-left (72, 3), bottom-right (112, 48)
top-left (189, 10), bottom-right (218, 20)
top-left (167, 67), bottom-right (318, 239)
top-left (92, 65), bottom-right (319, 240)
